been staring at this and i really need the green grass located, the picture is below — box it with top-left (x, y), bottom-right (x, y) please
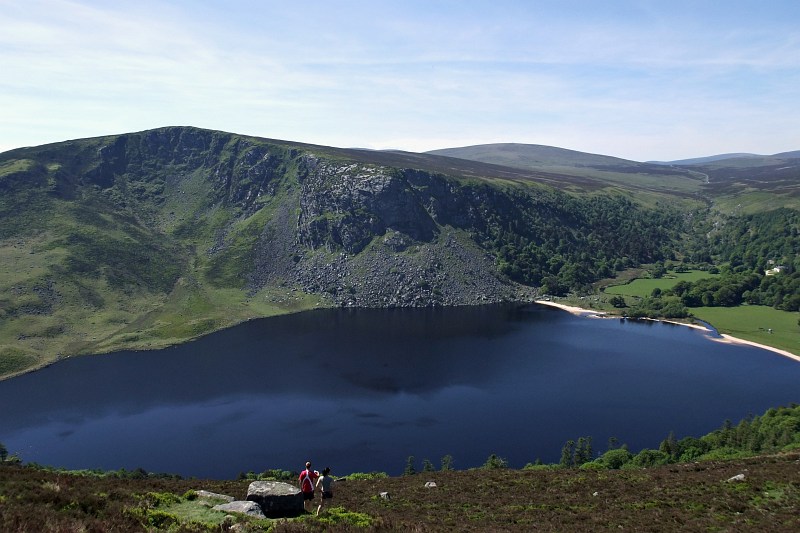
top-left (160, 499), bottom-right (231, 527)
top-left (689, 305), bottom-right (799, 356)
top-left (0, 348), bottom-right (40, 375)
top-left (604, 271), bottom-right (719, 298)
top-left (0, 158), bottom-right (35, 177)
top-left (712, 191), bottom-right (800, 214)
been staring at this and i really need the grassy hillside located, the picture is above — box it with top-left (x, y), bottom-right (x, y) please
top-left (690, 153), bottom-right (800, 213)
top-left (0, 128), bottom-right (329, 378)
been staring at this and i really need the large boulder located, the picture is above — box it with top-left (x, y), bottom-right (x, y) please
top-left (246, 481), bottom-right (304, 517)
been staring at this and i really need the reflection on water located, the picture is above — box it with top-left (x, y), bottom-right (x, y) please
top-left (1, 304), bottom-right (798, 477)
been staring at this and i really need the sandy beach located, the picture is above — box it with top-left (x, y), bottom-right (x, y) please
top-left (534, 299), bottom-right (607, 317)
top-left (534, 300), bottom-right (800, 363)
top-left (710, 334), bottom-right (800, 363)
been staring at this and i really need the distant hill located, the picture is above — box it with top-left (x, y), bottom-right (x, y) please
top-left (773, 150), bottom-right (800, 159)
top-left (652, 150), bottom-right (800, 166)
top-left (428, 142), bottom-right (640, 168)
top-left (428, 142), bottom-right (800, 213)
top-left (426, 143), bottom-right (707, 202)
top-left (650, 153), bottom-right (760, 166)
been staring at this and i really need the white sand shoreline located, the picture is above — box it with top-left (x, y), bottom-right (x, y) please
top-left (533, 300), bottom-right (800, 363)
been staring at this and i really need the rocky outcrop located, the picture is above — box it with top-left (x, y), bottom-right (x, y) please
top-left (297, 159), bottom-right (438, 254)
top-left (249, 155), bottom-right (536, 307)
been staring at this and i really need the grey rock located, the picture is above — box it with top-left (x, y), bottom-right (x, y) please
top-left (246, 480), bottom-right (304, 517)
top-left (195, 490), bottom-right (234, 503)
top-left (212, 500), bottom-right (265, 518)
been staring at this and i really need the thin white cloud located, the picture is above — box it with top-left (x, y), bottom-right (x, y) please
top-left (1, 0), bottom-right (799, 160)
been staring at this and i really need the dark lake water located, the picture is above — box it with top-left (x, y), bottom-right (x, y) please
top-left (1, 304), bottom-right (798, 478)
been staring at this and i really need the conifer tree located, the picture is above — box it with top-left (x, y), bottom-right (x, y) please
top-left (440, 454), bottom-right (454, 471)
top-left (403, 456), bottom-right (416, 476)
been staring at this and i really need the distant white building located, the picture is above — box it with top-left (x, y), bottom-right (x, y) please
top-left (765, 265), bottom-right (786, 276)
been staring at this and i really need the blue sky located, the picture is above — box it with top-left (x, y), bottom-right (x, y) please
top-left (2, 0), bottom-right (799, 161)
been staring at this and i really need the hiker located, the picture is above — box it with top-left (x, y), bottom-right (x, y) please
top-left (315, 466), bottom-right (334, 515)
top-left (298, 461), bottom-right (319, 512)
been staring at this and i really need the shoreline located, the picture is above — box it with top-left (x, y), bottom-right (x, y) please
top-left (534, 300), bottom-right (800, 363)
top-left (533, 299), bottom-right (607, 317)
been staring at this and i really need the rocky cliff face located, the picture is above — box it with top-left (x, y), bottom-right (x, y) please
top-left (249, 153), bottom-right (529, 307)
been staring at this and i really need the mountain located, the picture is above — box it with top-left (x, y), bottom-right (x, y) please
top-left (0, 126), bottom-right (694, 377)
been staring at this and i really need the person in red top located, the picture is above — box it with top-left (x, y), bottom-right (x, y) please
top-left (298, 461), bottom-right (319, 513)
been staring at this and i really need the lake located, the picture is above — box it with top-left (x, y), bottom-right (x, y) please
top-left (1, 304), bottom-right (798, 478)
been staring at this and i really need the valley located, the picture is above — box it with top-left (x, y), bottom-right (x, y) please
top-left (0, 127), bottom-right (798, 378)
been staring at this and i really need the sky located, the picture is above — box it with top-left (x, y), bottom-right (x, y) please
top-left (2, 0), bottom-right (799, 161)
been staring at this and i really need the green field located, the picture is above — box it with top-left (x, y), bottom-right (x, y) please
top-left (690, 305), bottom-right (799, 357)
top-left (600, 271), bottom-right (799, 356)
top-left (604, 271), bottom-right (719, 298)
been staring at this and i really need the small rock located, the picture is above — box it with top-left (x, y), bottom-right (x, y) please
top-left (727, 473), bottom-right (746, 482)
top-left (196, 490), bottom-right (234, 503)
top-left (380, 491), bottom-right (391, 500)
top-left (424, 481), bottom-right (437, 488)
top-left (592, 491), bottom-right (599, 497)
top-left (213, 500), bottom-right (265, 518)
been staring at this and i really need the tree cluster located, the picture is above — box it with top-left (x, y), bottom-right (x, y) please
top-left (487, 191), bottom-right (683, 294)
top-left (706, 208), bottom-right (800, 273)
top-left (554, 404), bottom-right (800, 470)
top-left (670, 269), bottom-right (799, 311)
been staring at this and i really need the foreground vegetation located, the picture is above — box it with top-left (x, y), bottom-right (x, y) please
top-left (2, 405), bottom-right (799, 532)
top-left (2, 453), bottom-right (798, 532)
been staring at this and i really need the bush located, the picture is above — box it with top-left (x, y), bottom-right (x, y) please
top-left (145, 509), bottom-right (178, 529)
top-left (316, 506), bottom-right (374, 527)
top-left (482, 454), bottom-right (509, 469)
top-left (523, 463), bottom-right (557, 471)
top-left (696, 447), bottom-right (753, 461)
top-left (259, 468), bottom-right (295, 481)
top-left (596, 448), bottom-right (633, 469)
top-left (630, 449), bottom-right (670, 468)
top-left (343, 471), bottom-right (388, 481)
